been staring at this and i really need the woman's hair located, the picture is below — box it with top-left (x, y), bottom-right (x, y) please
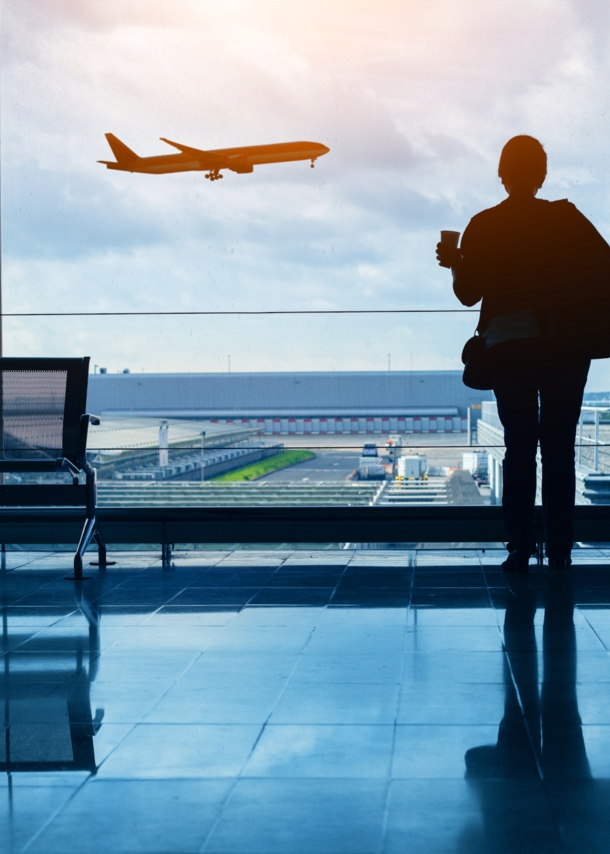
top-left (498, 135), bottom-right (547, 189)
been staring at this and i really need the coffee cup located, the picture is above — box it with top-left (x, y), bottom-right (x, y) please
top-left (440, 230), bottom-right (460, 249)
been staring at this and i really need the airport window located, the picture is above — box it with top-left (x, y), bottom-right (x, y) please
top-left (1, 2), bottom-right (609, 553)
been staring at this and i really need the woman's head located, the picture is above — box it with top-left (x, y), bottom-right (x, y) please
top-left (498, 135), bottom-right (547, 194)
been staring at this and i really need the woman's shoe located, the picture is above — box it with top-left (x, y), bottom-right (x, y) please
top-left (547, 557), bottom-right (572, 570)
top-left (501, 550), bottom-right (530, 573)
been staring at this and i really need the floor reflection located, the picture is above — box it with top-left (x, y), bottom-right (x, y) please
top-left (1, 589), bottom-right (103, 774)
top-left (1, 549), bottom-right (610, 853)
top-left (467, 573), bottom-right (590, 780)
top-left (464, 572), bottom-right (610, 854)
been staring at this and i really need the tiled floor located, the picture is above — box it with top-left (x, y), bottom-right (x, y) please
top-left (2, 547), bottom-right (610, 853)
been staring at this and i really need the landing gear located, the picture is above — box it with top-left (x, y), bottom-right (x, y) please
top-left (205, 170), bottom-right (223, 181)
top-left (310, 159), bottom-right (316, 168)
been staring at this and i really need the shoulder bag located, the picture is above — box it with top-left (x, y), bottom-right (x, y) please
top-left (461, 333), bottom-right (492, 390)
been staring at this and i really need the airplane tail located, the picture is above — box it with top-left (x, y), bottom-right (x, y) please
top-left (105, 133), bottom-right (139, 164)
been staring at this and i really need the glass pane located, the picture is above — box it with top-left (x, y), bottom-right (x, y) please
top-left (2, 0), bottom-right (608, 546)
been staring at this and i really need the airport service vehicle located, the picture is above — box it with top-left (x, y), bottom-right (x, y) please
top-left (397, 455), bottom-right (427, 480)
top-left (99, 134), bottom-right (330, 180)
top-left (359, 444), bottom-right (386, 480)
top-left (386, 435), bottom-right (402, 477)
top-left (462, 451), bottom-right (489, 484)
top-left (361, 443), bottom-right (379, 458)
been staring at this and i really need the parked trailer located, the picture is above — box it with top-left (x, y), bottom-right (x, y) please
top-left (359, 444), bottom-right (387, 480)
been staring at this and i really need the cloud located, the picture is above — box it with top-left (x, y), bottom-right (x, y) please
top-left (14, 0), bottom-right (202, 32)
top-left (2, 0), bottom-right (609, 389)
top-left (3, 159), bottom-right (172, 259)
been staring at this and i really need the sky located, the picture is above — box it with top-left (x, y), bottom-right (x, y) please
top-left (2, 0), bottom-right (610, 387)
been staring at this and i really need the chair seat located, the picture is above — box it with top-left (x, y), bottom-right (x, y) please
top-left (0, 484), bottom-right (87, 507)
top-left (0, 459), bottom-right (65, 473)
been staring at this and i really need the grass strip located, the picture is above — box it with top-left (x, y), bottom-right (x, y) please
top-left (211, 449), bottom-right (316, 482)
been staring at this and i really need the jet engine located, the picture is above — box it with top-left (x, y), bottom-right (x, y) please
top-left (227, 155), bottom-right (254, 174)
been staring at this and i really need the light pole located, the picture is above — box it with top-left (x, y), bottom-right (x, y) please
top-left (159, 421), bottom-right (169, 469)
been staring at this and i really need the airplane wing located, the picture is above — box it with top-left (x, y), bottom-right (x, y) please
top-left (160, 138), bottom-right (225, 163)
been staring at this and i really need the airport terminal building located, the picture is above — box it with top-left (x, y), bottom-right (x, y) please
top-left (88, 370), bottom-right (493, 435)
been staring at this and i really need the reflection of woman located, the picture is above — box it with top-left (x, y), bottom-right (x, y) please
top-left (437, 135), bottom-right (610, 572)
top-left (463, 574), bottom-right (595, 853)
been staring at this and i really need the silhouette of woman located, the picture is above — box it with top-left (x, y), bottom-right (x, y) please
top-left (437, 136), bottom-right (610, 572)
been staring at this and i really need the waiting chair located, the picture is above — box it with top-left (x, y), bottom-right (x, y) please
top-left (0, 357), bottom-right (110, 579)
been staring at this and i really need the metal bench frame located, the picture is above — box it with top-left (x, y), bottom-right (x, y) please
top-left (0, 357), bottom-right (109, 579)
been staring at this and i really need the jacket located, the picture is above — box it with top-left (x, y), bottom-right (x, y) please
top-left (453, 196), bottom-right (610, 356)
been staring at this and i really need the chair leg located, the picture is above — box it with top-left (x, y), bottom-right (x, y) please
top-left (65, 516), bottom-right (96, 581)
top-left (90, 524), bottom-right (116, 567)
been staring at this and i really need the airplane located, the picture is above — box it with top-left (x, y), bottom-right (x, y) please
top-left (98, 134), bottom-right (330, 180)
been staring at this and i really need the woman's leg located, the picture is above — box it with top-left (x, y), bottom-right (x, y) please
top-left (493, 382), bottom-right (540, 556)
top-left (539, 360), bottom-right (590, 561)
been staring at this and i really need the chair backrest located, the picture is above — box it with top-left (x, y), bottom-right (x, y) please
top-left (0, 358), bottom-right (90, 463)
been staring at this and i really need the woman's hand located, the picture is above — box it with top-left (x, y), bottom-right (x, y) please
top-left (436, 243), bottom-right (462, 269)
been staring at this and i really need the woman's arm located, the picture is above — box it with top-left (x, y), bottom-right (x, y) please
top-left (451, 220), bottom-right (485, 307)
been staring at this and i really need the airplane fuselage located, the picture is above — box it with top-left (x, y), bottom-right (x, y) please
top-left (100, 140), bottom-right (329, 175)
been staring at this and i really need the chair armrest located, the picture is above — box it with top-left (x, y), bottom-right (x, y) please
top-left (77, 414), bottom-right (101, 465)
top-left (60, 458), bottom-right (81, 476)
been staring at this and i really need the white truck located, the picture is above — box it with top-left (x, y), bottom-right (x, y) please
top-left (397, 455), bottom-right (427, 480)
